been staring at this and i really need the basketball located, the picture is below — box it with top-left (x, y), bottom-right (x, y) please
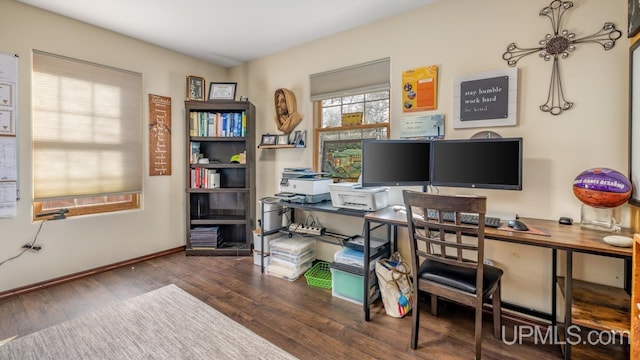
top-left (572, 168), bottom-right (632, 208)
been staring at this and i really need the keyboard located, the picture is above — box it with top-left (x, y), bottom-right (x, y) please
top-left (426, 210), bottom-right (502, 228)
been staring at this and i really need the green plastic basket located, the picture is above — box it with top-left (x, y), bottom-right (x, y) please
top-left (304, 261), bottom-right (332, 289)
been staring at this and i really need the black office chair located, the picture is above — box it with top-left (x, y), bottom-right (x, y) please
top-left (402, 190), bottom-right (503, 359)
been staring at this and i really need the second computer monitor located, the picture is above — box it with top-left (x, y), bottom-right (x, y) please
top-left (430, 137), bottom-right (523, 190)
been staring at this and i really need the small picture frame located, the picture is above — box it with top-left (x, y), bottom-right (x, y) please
top-left (186, 75), bottom-right (205, 101)
top-left (292, 130), bottom-right (305, 147)
top-left (208, 82), bottom-right (237, 100)
top-left (260, 134), bottom-right (277, 146)
top-left (277, 134), bottom-right (289, 145)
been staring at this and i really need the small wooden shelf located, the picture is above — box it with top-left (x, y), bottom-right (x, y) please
top-left (257, 144), bottom-right (305, 149)
top-left (557, 277), bottom-right (630, 335)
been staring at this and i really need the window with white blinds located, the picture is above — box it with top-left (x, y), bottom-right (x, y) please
top-left (32, 51), bottom-right (142, 215)
top-left (309, 58), bottom-right (391, 177)
top-left (310, 58), bottom-right (390, 101)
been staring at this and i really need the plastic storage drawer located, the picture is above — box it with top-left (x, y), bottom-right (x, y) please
top-left (330, 267), bottom-right (378, 305)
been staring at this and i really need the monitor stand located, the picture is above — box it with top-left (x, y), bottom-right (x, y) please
top-left (471, 130), bottom-right (502, 139)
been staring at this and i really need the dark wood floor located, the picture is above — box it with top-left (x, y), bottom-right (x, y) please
top-left (0, 252), bottom-right (627, 359)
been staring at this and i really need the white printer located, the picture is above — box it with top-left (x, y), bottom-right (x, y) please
top-left (329, 182), bottom-right (388, 211)
top-left (276, 167), bottom-right (332, 203)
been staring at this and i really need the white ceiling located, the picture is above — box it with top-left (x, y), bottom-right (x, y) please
top-left (17, 0), bottom-right (439, 68)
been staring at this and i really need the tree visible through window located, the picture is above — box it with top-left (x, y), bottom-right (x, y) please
top-left (320, 91), bottom-right (390, 128)
top-left (32, 51), bottom-right (142, 219)
top-left (314, 90), bottom-right (390, 181)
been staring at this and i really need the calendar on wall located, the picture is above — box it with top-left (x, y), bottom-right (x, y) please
top-left (0, 50), bottom-right (18, 218)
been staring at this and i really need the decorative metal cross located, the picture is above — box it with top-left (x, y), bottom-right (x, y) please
top-left (502, 0), bottom-right (621, 115)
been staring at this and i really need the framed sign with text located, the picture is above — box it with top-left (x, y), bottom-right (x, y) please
top-left (452, 68), bottom-right (518, 129)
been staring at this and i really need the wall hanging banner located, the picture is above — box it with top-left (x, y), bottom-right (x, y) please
top-left (148, 94), bottom-right (172, 176)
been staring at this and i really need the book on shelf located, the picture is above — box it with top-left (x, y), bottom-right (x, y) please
top-left (190, 141), bottom-right (200, 164)
top-left (190, 168), bottom-right (220, 189)
top-left (189, 111), bottom-right (246, 137)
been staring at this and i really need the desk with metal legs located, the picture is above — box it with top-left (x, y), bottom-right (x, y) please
top-left (363, 207), bottom-right (632, 360)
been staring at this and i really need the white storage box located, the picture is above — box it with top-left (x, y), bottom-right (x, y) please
top-left (270, 249), bottom-right (315, 267)
top-left (252, 229), bottom-right (284, 253)
top-left (267, 260), bottom-right (313, 282)
top-left (270, 237), bottom-right (315, 255)
top-left (269, 253), bottom-right (315, 272)
top-left (253, 250), bottom-right (269, 266)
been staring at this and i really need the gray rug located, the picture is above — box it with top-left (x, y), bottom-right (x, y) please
top-left (0, 284), bottom-right (298, 359)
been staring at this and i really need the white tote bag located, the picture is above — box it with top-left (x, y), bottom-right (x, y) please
top-left (375, 252), bottom-right (413, 318)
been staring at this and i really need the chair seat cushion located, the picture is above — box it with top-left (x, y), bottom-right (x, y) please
top-left (418, 259), bottom-right (503, 294)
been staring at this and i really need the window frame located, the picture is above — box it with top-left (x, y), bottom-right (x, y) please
top-left (33, 194), bottom-right (140, 220)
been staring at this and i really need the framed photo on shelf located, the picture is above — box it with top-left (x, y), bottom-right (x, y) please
top-left (292, 130), bottom-right (305, 146)
top-left (260, 134), bottom-right (277, 146)
top-left (186, 75), bottom-right (205, 101)
top-left (208, 82), bottom-right (237, 100)
top-left (277, 134), bottom-right (289, 145)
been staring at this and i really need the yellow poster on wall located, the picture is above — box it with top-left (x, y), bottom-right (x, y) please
top-left (402, 65), bottom-right (437, 112)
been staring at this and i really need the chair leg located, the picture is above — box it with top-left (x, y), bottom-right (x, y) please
top-left (475, 298), bottom-right (482, 360)
top-left (492, 283), bottom-right (502, 340)
top-left (430, 295), bottom-right (438, 316)
top-left (411, 293), bottom-right (420, 349)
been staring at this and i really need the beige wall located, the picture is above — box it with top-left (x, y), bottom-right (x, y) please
top-left (241, 0), bottom-right (629, 313)
top-left (0, 0), bottom-right (630, 315)
top-left (0, 0), bottom-right (228, 291)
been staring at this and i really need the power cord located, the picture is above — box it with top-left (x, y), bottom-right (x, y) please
top-left (0, 219), bottom-right (47, 267)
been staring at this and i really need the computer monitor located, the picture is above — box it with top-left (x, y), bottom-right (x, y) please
top-left (430, 137), bottom-right (523, 190)
top-left (360, 139), bottom-right (431, 187)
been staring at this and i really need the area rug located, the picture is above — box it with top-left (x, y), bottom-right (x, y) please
top-left (0, 284), bottom-right (297, 359)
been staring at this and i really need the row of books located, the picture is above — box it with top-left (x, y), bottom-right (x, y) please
top-left (190, 167), bottom-right (220, 189)
top-left (189, 111), bottom-right (246, 137)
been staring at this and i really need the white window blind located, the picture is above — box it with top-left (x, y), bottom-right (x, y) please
top-left (32, 51), bottom-right (142, 201)
top-left (309, 58), bottom-right (390, 101)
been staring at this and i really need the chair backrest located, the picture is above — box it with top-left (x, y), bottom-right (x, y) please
top-left (402, 190), bottom-right (487, 289)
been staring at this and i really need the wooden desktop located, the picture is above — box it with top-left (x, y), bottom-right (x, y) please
top-left (363, 206), bottom-right (632, 360)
